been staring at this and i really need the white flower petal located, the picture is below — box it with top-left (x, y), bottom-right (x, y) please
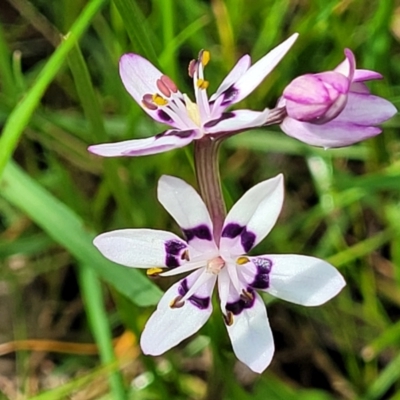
top-left (226, 293), bottom-right (274, 373)
top-left (93, 229), bottom-right (187, 268)
top-left (265, 254), bottom-right (345, 306)
top-left (205, 109), bottom-right (270, 134)
top-left (210, 54), bottom-right (251, 102)
top-left (141, 269), bottom-right (215, 355)
top-left (158, 175), bottom-right (217, 254)
top-left (88, 129), bottom-right (197, 157)
top-left (231, 33), bottom-right (298, 104)
top-left (220, 175), bottom-right (284, 256)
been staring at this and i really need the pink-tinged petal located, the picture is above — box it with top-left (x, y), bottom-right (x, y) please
top-left (205, 109), bottom-right (270, 134)
top-left (334, 49), bottom-right (356, 81)
top-left (93, 229), bottom-right (188, 268)
top-left (353, 69), bottom-right (382, 82)
top-left (280, 116), bottom-right (381, 148)
top-left (227, 33), bottom-right (299, 105)
top-left (350, 82), bottom-right (370, 94)
top-left (120, 54), bottom-right (179, 126)
top-left (335, 93), bottom-right (397, 125)
top-left (284, 74), bottom-right (333, 104)
top-left (225, 292), bottom-right (274, 373)
top-left (220, 175), bottom-right (284, 256)
top-left (265, 255), bottom-right (345, 306)
top-left (88, 129), bottom-right (198, 157)
top-left (140, 269), bottom-right (215, 355)
top-left (157, 175), bottom-right (218, 255)
top-left (209, 54), bottom-right (251, 102)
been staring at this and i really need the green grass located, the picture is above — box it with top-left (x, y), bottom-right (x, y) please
top-left (0, 0), bottom-right (399, 399)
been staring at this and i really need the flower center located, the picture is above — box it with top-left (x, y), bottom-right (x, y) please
top-left (206, 256), bottom-right (225, 275)
top-left (183, 94), bottom-right (201, 126)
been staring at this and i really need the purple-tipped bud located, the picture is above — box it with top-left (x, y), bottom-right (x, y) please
top-left (283, 49), bottom-right (355, 124)
top-left (279, 49), bottom-right (397, 148)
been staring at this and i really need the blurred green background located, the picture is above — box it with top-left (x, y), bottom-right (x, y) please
top-left (0, 0), bottom-right (400, 399)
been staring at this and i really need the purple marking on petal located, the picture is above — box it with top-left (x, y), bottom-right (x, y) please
top-left (165, 240), bottom-right (187, 268)
top-left (221, 223), bottom-right (242, 239)
top-left (178, 279), bottom-right (210, 310)
top-left (250, 257), bottom-right (272, 289)
top-left (165, 240), bottom-right (186, 255)
top-left (165, 129), bottom-right (197, 138)
top-left (226, 289), bottom-right (255, 315)
top-left (221, 223), bottom-right (256, 253)
top-left (204, 112), bottom-right (235, 128)
top-left (241, 230), bottom-right (256, 253)
top-left (157, 109), bottom-right (173, 122)
top-left (221, 86), bottom-right (239, 105)
top-left (182, 224), bottom-right (212, 242)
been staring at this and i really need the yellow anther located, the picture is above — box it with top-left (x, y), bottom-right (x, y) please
top-left (236, 256), bottom-right (249, 265)
top-left (196, 79), bottom-right (209, 90)
top-left (223, 311), bottom-right (234, 326)
top-left (146, 267), bottom-right (163, 277)
top-left (201, 50), bottom-right (210, 66)
top-left (169, 296), bottom-right (184, 308)
top-left (152, 93), bottom-right (168, 106)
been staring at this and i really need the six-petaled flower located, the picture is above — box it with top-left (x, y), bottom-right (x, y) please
top-left (88, 34), bottom-right (298, 157)
top-left (93, 175), bottom-right (345, 373)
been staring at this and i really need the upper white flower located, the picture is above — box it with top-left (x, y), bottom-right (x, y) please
top-left (88, 34), bottom-right (298, 157)
top-left (93, 174), bottom-right (345, 373)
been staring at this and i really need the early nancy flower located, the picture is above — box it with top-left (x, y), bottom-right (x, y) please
top-left (88, 34), bottom-right (298, 157)
top-left (279, 49), bottom-right (397, 148)
top-left (93, 174), bottom-right (345, 373)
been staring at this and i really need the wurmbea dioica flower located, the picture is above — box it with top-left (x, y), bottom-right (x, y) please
top-left (279, 49), bottom-right (397, 148)
top-left (88, 34), bottom-right (298, 157)
top-left (93, 174), bottom-right (345, 373)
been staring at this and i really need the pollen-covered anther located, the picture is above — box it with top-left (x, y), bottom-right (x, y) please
top-left (240, 289), bottom-right (254, 302)
top-left (223, 311), bottom-right (234, 326)
top-left (196, 79), bottom-right (209, 90)
top-left (236, 256), bottom-right (249, 266)
top-left (200, 50), bottom-right (210, 67)
top-left (206, 256), bottom-right (225, 275)
top-left (161, 75), bottom-right (178, 93)
top-left (152, 93), bottom-right (168, 106)
top-left (146, 267), bottom-right (163, 277)
top-left (142, 94), bottom-right (158, 110)
top-left (169, 295), bottom-right (185, 309)
top-left (181, 250), bottom-right (190, 261)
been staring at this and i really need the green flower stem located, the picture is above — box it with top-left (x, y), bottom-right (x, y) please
top-left (194, 136), bottom-right (226, 245)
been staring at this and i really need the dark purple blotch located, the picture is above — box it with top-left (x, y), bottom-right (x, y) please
top-left (165, 239), bottom-right (186, 268)
top-left (157, 110), bottom-right (173, 122)
top-left (204, 112), bottom-right (235, 128)
top-left (221, 86), bottom-right (239, 106)
top-left (221, 223), bottom-right (256, 252)
top-left (226, 289), bottom-right (255, 315)
top-left (178, 279), bottom-right (210, 310)
top-left (249, 257), bottom-right (272, 289)
top-left (182, 224), bottom-right (212, 242)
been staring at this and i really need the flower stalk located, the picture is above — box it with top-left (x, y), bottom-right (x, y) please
top-left (194, 136), bottom-right (226, 245)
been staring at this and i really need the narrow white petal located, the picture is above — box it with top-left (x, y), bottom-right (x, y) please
top-left (220, 175), bottom-right (284, 255)
top-left (232, 33), bottom-right (298, 104)
top-left (158, 175), bottom-right (218, 254)
top-left (93, 229), bottom-right (187, 268)
top-left (226, 293), bottom-right (274, 373)
top-left (210, 54), bottom-right (251, 102)
top-left (88, 130), bottom-right (197, 157)
top-left (205, 109), bottom-right (270, 134)
top-left (265, 254), bottom-right (345, 306)
top-left (141, 270), bottom-right (215, 355)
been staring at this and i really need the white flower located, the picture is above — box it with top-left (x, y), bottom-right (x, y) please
top-left (93, 174), bottom-right (345, 373)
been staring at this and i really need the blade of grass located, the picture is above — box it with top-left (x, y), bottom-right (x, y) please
top-left (112, 0), bottom-right (159, 64)
top-left (0, 0), bottom-right (108, 178)
top-left (67, 44), bottom-right (134, 223)
top-left (78, 264), bottom-right (127, 400)
top-left (0, 160), bottom-right (162, 306)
